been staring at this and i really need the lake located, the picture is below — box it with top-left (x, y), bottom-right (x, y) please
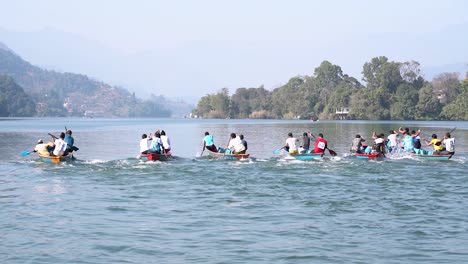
top-left (0, 118), bottom-right (467, 263)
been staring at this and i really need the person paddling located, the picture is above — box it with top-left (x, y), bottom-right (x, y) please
top-left (313, 133), bottom-right (327, 154)
top-left (424, 134), bottom-right (442, 154)
top-left (202, 132), bottom-right (218, 153)
top-left (284, 132), bottom-right (299, 154)
top-left (227, 133), bottom-right (246, 154)
top-left (140, 134), bottom-right (150, 154)
top-left (350, 134), bottom-right (364, 153)
top-left (51, 132), bottom-right (67, 156)
top-left (239, 134), bottom-right (248, 154)
top-left (33, 139), bottom-right (54, 157)
top-left (441, 132), bottom-right (455, 156)
top-left (160, 130), bottom-right (171, 154)
top-left (64, 129), bottom-right (79, 154)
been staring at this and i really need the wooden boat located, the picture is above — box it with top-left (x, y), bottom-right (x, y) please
top-left (289, 152), bottom-right (324, 160)
top-left (206, 150), bottom-right (250, 160)
top-left (355, 152), bottom-right (383, 159)
top-left (139, 152), bottom-right (172, 161)
top-left (412, 154), bottom-right (452, 160)
top-left (39, 154), bottom-right (75, 163)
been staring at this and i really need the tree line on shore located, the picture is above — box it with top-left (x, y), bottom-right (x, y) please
top-left (192, 57), bottom-right (468, 120)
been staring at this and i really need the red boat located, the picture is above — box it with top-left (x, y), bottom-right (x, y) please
top-left (355, 152), bottom-right (383, 159)
top-left (139, 152), bottom-right (172, 161)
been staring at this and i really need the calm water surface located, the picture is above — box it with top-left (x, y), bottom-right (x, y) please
top-left (0, 118), bottom-right (467, 263)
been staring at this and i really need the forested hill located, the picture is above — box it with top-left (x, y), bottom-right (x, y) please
top-left (0, 75), bottom-right (35, 116)
top-left (193, 59), bottom-right (468, 120)
top-left (0, 43), bottom-right (174, 117)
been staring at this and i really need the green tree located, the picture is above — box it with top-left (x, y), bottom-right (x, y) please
top-left (440, 76), bottom-right (468, 120)
top-left (390, 83), bottom-right (419, 120)
top-left (415, 82), bottom-right (442, 120)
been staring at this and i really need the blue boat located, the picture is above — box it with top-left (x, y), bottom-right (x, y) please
top-left (412, 154), bottom-right (452, 160)
top-left (289, 153), bottom-right (324, 160)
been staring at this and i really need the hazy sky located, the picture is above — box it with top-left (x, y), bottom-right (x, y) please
top-left (1, 0), bottom-right (467, 101)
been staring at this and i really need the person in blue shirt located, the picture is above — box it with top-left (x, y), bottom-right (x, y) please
top-left (202, 132), bottom-right (218, 153)
top-left (149, 131), bottom-right (162, 154)
top-left (64, 129), bottom-right (79, 155)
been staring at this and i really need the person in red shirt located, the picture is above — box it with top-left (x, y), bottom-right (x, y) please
top-left (314, 133), bottom-right (327, 154)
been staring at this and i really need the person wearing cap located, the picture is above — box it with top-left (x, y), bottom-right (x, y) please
top-left (33, 139), bottom-right (54, 157)
top-left (284, 132), bottom-right (299, 154)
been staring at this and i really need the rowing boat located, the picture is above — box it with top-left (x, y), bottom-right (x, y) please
top-left (289, 153), bottom-right (324, 160)
top-left (39, 154), bottom-right (75, 163)
top-left (412, 154), bottom-right (452, 160)
top-left (355, 152), bottom-right (383, 159)
top-left (206, 150), bottom-right (249, 160)
top-left (139, 153), bottom-right (172, 161)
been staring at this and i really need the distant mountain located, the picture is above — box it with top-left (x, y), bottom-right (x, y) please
top-left (0, 42), bottom-right (175, 117)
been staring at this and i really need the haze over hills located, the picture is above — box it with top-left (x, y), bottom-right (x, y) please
top-left (0, 42), bottom-right (193, 117)
top-left (0, 22), bottom-right (467, 102)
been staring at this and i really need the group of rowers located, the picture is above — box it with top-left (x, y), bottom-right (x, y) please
top-left (33, 128), bottom-right (79, 157)
top-left (200, 127), bottom-right (455, 158)
top-left (202, 132), bottom-right (248, 154)
top-left (139, 130), bottom-right (172, 155)
top-left (283, 132), bottom-right (329, 154)
top-left (350, 127), bottom-right (455, 156)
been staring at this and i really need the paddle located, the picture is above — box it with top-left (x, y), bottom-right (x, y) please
top-left (21, 150), bottom-right (32, 157)
top-left (273, 147), bottom-right (284, 154)
top-left (326, 148), bottom-right (337, 156)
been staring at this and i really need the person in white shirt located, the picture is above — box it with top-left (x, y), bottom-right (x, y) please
top-left (387, 130), bottom-right (398, 152)
top-left (227, 133), bottom-right (245, 154)
top-left (160, 130), bottom-right (171, 154)
top-left (139, 134), bottom-right (150, 154)
top-left (284, 132), bottom-right (299, 154)
top-left (372, 131), bottom-right (385, 155)
top-left (441, 132), bottom-right (455, 155)
top-left (52, 132), bottom-right (68, 156)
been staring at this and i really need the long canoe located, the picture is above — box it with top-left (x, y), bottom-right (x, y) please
top-left (39, 154), bottom-right (75, 163)
top-left (289, 152), bottom-right (324, 160)
top-left (206, 150), bottom-right (250, 160)
top-left (139, 153), bottom-right (172, 161)
top-left (355, 152), bottom-right (383, 159)
top-left (412, 154), bottom-right (452, 161)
